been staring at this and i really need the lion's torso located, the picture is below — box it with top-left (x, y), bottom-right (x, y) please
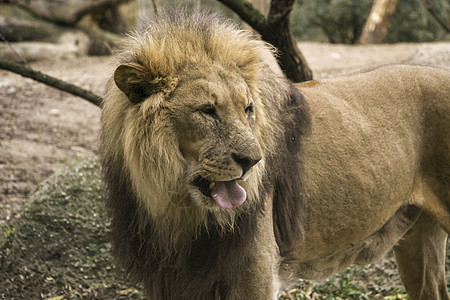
top-left (289, 65), bottom-right (449, 279)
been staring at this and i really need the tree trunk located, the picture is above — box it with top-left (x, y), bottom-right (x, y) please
top-left (261, 0), bottom-right (312, 82)
top-left (359, 0), bottom-right (398, 44)
top-left (217, 0), bottom-right (313, 82)
top-left (249, 0), bottom-right (271, 17)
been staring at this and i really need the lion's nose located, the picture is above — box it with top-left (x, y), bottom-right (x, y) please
top-left (231, 153), bottom-right (261, 176)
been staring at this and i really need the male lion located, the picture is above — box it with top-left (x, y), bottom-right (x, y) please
top-left (100, 11), bottom-right (450, 300)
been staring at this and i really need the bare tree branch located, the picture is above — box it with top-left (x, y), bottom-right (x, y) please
top-left (218, 0), bottom-right (266, 33)
top-left (267, 0), bottom-right (295, 22)
top-left (264, 0), bottom-right (312, 82)
top-left (0, 58), bottom-right (102, 107)
top-left (422, 0), bottom-right (450, 33)
top-left (217, 0), bottom-right (313, 82)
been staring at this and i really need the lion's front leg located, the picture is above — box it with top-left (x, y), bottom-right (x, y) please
top-left (225, 204), bottom-right (281, 300)
top-left (393, 213), bottom-right (449, 300)
top-left (225, 247), bottom-right (280, 300)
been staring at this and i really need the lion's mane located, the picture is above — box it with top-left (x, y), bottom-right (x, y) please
top-left (100, 10), bottom-right (309, 298)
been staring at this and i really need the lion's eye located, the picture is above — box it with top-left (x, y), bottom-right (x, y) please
top-left (198, 105), bottom-right (219, 120)
top-left (245, 104), bottom-right (254, 115)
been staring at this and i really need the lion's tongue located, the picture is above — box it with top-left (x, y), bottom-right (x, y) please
top-left (211, 181), bottom-right (246, 209)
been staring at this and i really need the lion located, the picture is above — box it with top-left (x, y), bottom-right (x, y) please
top-left (100, 11), bottom-right (450, 300)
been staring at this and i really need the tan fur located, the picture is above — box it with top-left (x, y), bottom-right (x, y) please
top-left (293, 66), bottom-right (449, 284)
top-left (100, 11), bottom-right (449, 300)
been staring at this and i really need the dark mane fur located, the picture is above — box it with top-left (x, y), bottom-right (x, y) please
top-left (267, 83), bottom-right (310, 256)
top-left (102, 154), bottom-right (266, 298)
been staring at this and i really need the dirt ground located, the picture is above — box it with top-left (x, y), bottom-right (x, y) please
top-left (0, 56), bottom-right (111, 225)
top-left (0, 41), bottom-right (449, 298)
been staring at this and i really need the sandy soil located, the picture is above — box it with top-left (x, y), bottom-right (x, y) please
top-left (0, 41), bottom-right (449, 298)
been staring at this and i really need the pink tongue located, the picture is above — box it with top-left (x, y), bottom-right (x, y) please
top-left (211, 181), bottom-right (246, 209)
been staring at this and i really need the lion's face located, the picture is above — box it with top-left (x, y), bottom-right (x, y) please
top-left (168, 66), bottom-right (263, 209)
top-left (112, 62), bottom-right (264, 212)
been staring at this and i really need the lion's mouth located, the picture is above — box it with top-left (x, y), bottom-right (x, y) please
top-left (193, 177), bottom-right (213, 197)
top-left (193, 176), bottom-right (246, 209)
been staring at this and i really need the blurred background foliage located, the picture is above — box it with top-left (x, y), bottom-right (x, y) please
top-left (291, 0), bottom-right (450, 44)
top-left (1, 0), bottom-right (449, 44)
top-left (145, 0), bottom-right (450, 44)
top-left (139, 0), bottom-right (450, 44)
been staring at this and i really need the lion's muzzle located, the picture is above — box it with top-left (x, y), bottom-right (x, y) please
top-left (193, 153), bottom-right (261, 210)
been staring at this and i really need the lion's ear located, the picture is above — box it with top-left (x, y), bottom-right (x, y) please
top-left (114, 63), bottom-right (177, 104)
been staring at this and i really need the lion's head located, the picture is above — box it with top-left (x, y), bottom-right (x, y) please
top-left (100, 11), bottom-right (310, 258)
top-left (101, 11), bottom-right (296, 231)
top-left (118, 57), bottom-right (267, 211)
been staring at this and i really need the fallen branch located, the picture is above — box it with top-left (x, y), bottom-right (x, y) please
top-left (0, 58), bottom-right (102, 107)
top-left (8, 0), bottom-right (129, 26)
